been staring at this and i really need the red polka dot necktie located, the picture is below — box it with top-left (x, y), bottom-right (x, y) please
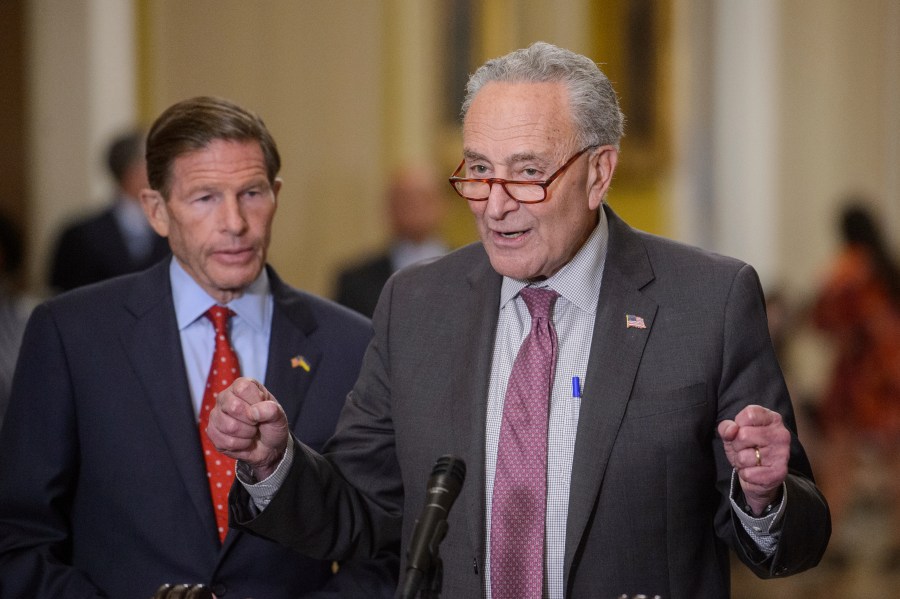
top-left (199, 306), bottom-right (239, 544)
top-left (491, 287), bottom-right (559, 599)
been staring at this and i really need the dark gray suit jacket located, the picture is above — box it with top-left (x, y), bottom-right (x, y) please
top-left (233, 206), bottom-right (829, 598)
top-left (0, 259), bottom-right (395, 599)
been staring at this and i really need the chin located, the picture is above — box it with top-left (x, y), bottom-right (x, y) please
top-left (488, 259), bottom-right (537, 281)
top-left (211, 270), bottom-right (259, 292)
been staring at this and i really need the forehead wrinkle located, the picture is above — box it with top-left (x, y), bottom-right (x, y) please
top-left (463, 83), bottom-right (578, 167)
top-left (464, 116), bottom-right (551, 144)
top-left (173, 152), bottom-right (269, 195)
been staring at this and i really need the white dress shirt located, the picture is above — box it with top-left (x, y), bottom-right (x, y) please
top-left (484, 210), bottom-right (608, 599)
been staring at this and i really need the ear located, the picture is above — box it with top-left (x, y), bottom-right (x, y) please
top-left (271, 177), bottom-right (282, 211)
top-left (140, 189), bottom-right (170, 237)
top-left (586, 146), bottom-right (619, 211)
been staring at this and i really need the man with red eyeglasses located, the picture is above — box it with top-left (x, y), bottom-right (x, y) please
top-left (210, 42), bottom-right (830, 598)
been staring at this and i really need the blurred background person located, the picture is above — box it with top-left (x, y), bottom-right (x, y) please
top-left (0, 212), bottom-right (36, 428)
top-left (48, 128), bottom-right (170, 293)
top-left (334, 164), bottom-right (448, 317)
top-left (811, 200), bottom-right (900, 570)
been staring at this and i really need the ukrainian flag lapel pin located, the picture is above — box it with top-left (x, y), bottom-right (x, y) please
top-left (290, 355), bottom-right (311, 372)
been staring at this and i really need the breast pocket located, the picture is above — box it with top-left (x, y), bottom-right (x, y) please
top-left (625, 382), bottom-right (708, 421)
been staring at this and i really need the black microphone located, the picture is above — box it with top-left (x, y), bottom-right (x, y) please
top-left (399, 455), bottom-right (466, 599)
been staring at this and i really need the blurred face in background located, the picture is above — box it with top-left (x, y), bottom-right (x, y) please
top-left (141, 139), bottom-right (280, 303)
top-left (387, 166), bottom-right (446, 243)
top-left (120, 158), bottom-right (149, 202)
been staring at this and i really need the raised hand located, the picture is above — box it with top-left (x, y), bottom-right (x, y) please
top-left (717, 404), bottom-right (790, 514)
top-left (206, 377), bottom-right (290, 481)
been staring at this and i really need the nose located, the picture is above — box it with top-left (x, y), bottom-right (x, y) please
top-left (220, 195), bottom-right (248, 234)
top-left (483, 181), bottom-right (519, 220)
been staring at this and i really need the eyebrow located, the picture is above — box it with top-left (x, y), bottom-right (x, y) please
top-left (508, 151), bottom-right (543, 165)
top-left (462, 149), bottom-right (488, 162)
top-left (183, 176), bottom-right (270, 197)
top-left (183, 184), bottom-right (218, 197)
top-left (462, 150), bottom-right (546, 165)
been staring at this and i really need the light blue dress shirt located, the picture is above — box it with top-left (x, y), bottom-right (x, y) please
top-left (169, 259), bottom-right (273, 418)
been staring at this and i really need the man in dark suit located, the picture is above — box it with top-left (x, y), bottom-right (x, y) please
top-left (49, 129), bottom-right (170, 292)
top-left (0, 97), bottom-right (394, 599)
top-left (334, 164), bottom-right (448, 317)
top-left (209, 43), bottom-right (830, 598)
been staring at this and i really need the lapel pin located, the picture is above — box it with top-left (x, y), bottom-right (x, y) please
top-left (625, 314), bottom-right (646, 329)
top-left (290, 355), bottom-right (311, 371)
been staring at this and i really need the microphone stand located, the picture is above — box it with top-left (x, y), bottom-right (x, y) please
top-left (418, 519), bottom-right (447, 598)
top-left (419, 555), bottom-right (442, 598)
top-left (401, 517), bottom-right (447, 598)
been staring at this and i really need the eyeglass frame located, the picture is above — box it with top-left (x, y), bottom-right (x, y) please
top-left (447, 146), bottom-right (595, 204)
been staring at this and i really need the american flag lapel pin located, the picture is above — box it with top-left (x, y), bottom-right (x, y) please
top-left (625, 314), bottom-right (646, 329)
top-left (290, 355), bottom-right (311, 371)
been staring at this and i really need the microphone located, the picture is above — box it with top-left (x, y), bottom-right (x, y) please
top-left (399, 455), bottom-right (466, 599)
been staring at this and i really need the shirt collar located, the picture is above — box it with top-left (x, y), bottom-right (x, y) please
top-left (170, 259), bottom-right (271, 333)
top-left (499, 207), bottom-right (609, 313)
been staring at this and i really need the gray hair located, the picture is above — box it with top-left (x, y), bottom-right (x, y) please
top-left (461, 41), bottom-right (625, 149)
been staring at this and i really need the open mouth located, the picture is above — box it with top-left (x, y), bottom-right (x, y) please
top-left (497, 230), bottom-right (527, 239)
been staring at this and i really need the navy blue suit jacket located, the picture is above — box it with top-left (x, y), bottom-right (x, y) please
top-left (0, 259), bottom-right (395, 599)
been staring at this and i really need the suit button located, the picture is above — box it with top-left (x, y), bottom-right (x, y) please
top-left (210, 582), bottom-right (227, 596)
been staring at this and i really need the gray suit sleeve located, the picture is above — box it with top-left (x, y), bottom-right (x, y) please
top-left (716, 264), bottom-right (830, 577)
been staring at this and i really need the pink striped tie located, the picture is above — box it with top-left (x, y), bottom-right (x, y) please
top-left (491, 287), bottom-right (559, 599)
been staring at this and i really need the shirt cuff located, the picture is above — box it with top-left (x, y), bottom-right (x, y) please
top-left (235, 440), bottom-right (295, 511)
top-left (729, 469), bottom-right (786, 556)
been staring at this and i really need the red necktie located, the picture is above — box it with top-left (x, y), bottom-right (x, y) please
top-left (199, 306), bottom-right (239, 544)
top-left (491, 287), bottom-right (559, 599)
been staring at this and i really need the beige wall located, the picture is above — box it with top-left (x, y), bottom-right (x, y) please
top-left (778, 0), bottom-right (900, 300)
top-left (26, 0), bottom-right (139, 294)
top-left (23, 0), bottom-right (899, 304)
top-left (141, 1), bottom-right (387, 297)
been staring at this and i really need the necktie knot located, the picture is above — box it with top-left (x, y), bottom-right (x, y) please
top-left (519, 287), bottom-right (559, 322)
top-left (205, 306), bottom-right (235, 334)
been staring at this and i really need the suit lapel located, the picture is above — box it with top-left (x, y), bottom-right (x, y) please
top-left (221, 269), bottom-right (320, 557)
top-left (564, 207), bottom-right (658, 580)
top-left (121, 261), bottom-right (219, 538)
top-left (453, 249), bottom-right (502, 565)
top-left (215, 269), bottom-right (321, 555)
top-left (261, 268), bottom-right (320, 429)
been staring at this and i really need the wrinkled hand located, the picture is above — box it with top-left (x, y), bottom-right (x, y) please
top-left (717, 404), bottom-right (790, 515)
top-left (207, 377), bottom-right (289, 481)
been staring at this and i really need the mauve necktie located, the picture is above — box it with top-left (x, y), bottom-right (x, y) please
top-left (491, 287), bottom-right (560, 599)
top-left (199, 306), bottom-right (239, 544)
